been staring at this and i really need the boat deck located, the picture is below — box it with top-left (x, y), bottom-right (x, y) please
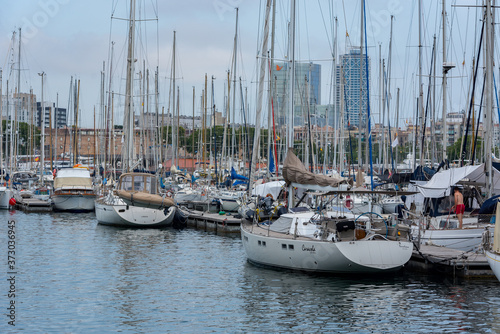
top-left (408, 244), bottom-right (494, 278)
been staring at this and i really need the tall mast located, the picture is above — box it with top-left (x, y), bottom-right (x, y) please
top-left (431, 35), bottom-right (437, 165)
top-left (192, 86), bottom-right (195, 169)
top-left (231, 8), bottom-right (239, 169)
top-left (358, 0), bottom-right (364, 170)
top-left (379, 44), bottom-right (383, 170)
top-left (123, 0), bottom-right (136, 172)
top-left (16, 28), bottom-right (21, 164)
top-left (418, 0), bottom-right (424, 167)
top-left (171, 30), bottom-right (177, 169)
top-left (442, 0), bottom-right (448, 161)
top-left (105, 42), bottom-right (115, 179)
top-left (39, 72), bottom-right (45, 185)
top-left (387, 16), bottom-right (394, 170)
top-left (332, 17), bottom-right (338, 172)
top-left (395, 87), bottom-right (400, 169)
top-left (287, 0), bottom-right (296, 208)
top-left (484, 0), bottom-right (493, 197)
top-left (0, 69), bottom-right (3, 174)
top-left (249, 0), bottom-right (270, 185)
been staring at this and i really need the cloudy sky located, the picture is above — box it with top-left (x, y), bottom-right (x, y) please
top-left (0, 0), bottom-right (488, 128)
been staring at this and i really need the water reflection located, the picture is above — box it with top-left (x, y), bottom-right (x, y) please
top-left (1, 209), bottom-right (499, 333)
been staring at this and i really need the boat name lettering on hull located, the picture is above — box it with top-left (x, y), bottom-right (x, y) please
top-left (302, 245), bottom-right (316, 252)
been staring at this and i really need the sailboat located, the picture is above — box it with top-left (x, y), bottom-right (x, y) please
top-left (485, 203), bottom-right (500, 282)
top-left (95, 0), bottom-right (177, 228)
top-left (241, 150), bottom-right (413, 274)
top-left (242, 0), bottom-right (412, 274)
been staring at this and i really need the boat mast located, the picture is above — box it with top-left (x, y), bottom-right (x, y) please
top-left (358, 0), bottom-right (364, 171)
top-left (269, 0), bottom-right (277, 177)
top-left (231, 8), bottom-right (238, 170)
top-left (0, 69), bottom-right (3, 175)
top-left (249, 0), bottom-right (272, 193)
top-left (123, 0), bottom-right (136, 172)
top-left (484, 0), bottom-right (493, 197)
top-left (287, 0), bottom-right (296, 208)
top-left (332, 17), bottom-right (338, 172)
top-left (15, 28), bottom-right (21, 168)
top-left (171, 31), bottom-right (177, 169)
top-left (38, 71), bottom-right (45, 185)
top-left (418, 0), bottom-right (424, 168)
top-left (442, 0), bottom-right (448, 162)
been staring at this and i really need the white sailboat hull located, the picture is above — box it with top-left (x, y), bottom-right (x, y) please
top-left (241, 225), bottom-right (413, 273)
top-left (0, 187), bottom-right (13, 209)
top-left (486, 251), bottom-right (500, 282)
top-left (52, 193), bottom-right (96, 212)
top-left (95, 197), bottom-right (176, 228)
top-left (411, 226), bottom-right (492, 252)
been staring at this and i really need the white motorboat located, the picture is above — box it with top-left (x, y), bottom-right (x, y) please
top-left (174, 186), bottom-right (208, 204)
top-left (213, 190), bottom-right (246, 212)
top-left (52, 166), bottom-right (96, 212)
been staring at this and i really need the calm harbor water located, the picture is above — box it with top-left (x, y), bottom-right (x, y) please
top-left (1, 209), bottom-right (500, 333)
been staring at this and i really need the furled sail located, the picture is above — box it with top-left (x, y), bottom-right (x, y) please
top-left (283, 149), bottom-right (343, 188)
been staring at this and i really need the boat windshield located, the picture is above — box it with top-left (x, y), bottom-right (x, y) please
top-left (120, 174), bottom-right (156, 193)
top-left (121, 175), bottom-right (133, 191)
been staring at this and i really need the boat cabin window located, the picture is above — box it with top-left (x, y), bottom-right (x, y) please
top-left (120, 174), bottom-right (156, 193)
top-left (145, 176), bottom-right (156, 194)
top-left (134, 177), bottom-right (145, 192)
top-left (121, 176), bottom-right (133, 191)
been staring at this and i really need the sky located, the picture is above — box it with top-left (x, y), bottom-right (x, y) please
top-left (0, 0), bottom-right (489, 129)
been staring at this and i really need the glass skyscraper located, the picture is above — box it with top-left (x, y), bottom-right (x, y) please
top-left (271, 62), bottom-right (321, 126)
top-left (336, 49), bottom-right (371, 128)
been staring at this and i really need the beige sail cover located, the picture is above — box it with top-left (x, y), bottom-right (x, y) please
top-left (282, 149), bottom-right (343, 187)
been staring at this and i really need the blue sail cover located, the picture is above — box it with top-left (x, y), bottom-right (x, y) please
top-left (231, 167), bottom-right (249, 181)
top-left (232, 180), bottom-right (248, 187)
top-left (269, 146), bottom-right (276, 174)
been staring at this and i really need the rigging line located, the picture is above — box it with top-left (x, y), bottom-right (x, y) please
top-left (401, 0), bottom-right (417, 120)
top-left (340, 0), bottom-right (350, 45)
top-left (316, 0), bottom-right (333, 55)
top-left (303, 0), bottom-right (311, 62)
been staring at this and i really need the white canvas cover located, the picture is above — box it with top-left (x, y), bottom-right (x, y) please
top-left (252, 180), bottom-right (285, 199)
top-left (416, 164), bottom-right (500, 198)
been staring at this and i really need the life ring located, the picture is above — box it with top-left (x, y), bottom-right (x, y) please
top-left (166, 191), bottom-right (173, 198)
top-left (344, 195), bottom-right (353, 210)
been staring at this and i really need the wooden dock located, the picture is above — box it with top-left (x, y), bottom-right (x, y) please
top-left (407, 244), bottom-right (494, 278)
top-left (15, 198), bottom-right (53, 212)
top-left (185, 209), bottom-right (244, 234)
